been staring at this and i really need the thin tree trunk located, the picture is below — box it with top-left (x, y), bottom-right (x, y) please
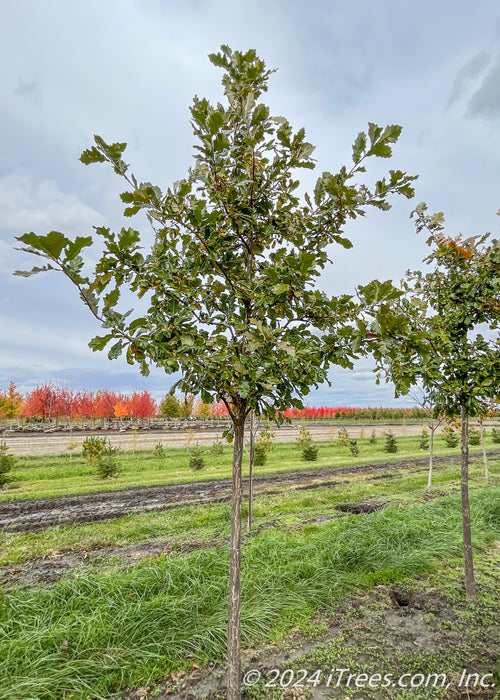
top-left (479, 419), bottom-right (489, 481)
top-left (427, 424), bottom-right (434, 490)
top-left (227, 409), bottom-right (245, 700)
top-left (460, 405), bottom-right (476, 603)
top-left (248, 410), bottom-right (254, 532)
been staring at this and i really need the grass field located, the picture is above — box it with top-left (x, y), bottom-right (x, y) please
top-left (1, 430), bottom-right (498, 501)
top-left (0, 438), bottom-right (499, 699)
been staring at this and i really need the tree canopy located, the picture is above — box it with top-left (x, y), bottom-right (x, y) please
top-left (15, 45), bottom-right (416, 423)
top-left (357, 203), bottom-right (500, 417)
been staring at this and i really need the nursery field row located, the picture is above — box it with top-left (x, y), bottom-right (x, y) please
top-left (3, 420), bottom-right (500, 456)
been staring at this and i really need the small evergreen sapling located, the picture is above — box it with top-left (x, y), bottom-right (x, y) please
top-left (0, 442), bottom-right (14, 487)
top-left (383, 433), bottom-right (398, 453)
top-left (189, 447), bottom-right (205, 471)
top-left (153, 442), bottom-right (166, 458)
top-left (210, 437), bottom-right (225, 457)
top-left (368, 430), bottom-right (377, 445)
top-left (336, 427), bottom-right (349, 447)
top-left (253, 430), bottom-right (274, 466)
top-left (296, 426), bottom-right (318, 461)
top-left (302, 441), bottom-right (319, 461)
top-left (82, 435), bottom-right (106, 465)
top-left (419, 429), bottom-right (430, 450)
top-left (443, 426), bottom-right (459, 448)
top-left (97, 441), bottom-right (120, 479)
top-left (468, 428), bottom-right (480, 446)
top-left (349, 439), bottom-right (359, 457)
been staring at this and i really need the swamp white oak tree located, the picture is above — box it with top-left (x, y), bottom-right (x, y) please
top-left (357, 205), bottom-right (500, 603)
top-left (14, 46), bottom-right (416, 698)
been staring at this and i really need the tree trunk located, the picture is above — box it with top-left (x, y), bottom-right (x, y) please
top-left (460, 405), bottom-right (476, 603)
top-left (227, 408), bottom-right (246, 700)
top-left (479, 419), bottom-right (489, 482)
top-left (248, 410), bottom-right (254, 532)
top-left (427, 424), bottom-right (434, 490)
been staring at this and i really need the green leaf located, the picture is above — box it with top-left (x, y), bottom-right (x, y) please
top-left (80, 147), bottom-right (106, 165)
top-left (251, 103), bottom-right (268, 126)
top-left (89, 334), bottom-right (113, 351)
top-left (13, 265), bottom-right (54, 277)
top-left (118, 228), bottom-right (140, 249)
top-left (104, 287), bottom-right (120, 311)
top-left (180, 335), bottom-right (194, 347)
top-left (208, 111), bottom-right (224, 134)
top-left (107, 340), bottom-right (124, 360)
top-left (43, 231), bottom-right (70, 258)
top-left (213, 133), bottom-right (230, 152)
top-left (124, 206), bottom-right (141, 217)
top-left (277, 341), bottom-right (296, 357)
top-left (18, 231), bottom-right (69, 259)
top-left (129, 317), bottom-right (148, 333)
top-left (368, 123), bottom-right (383, 145)
top-left (381, 124), bottom-right (402, 143)
top-left (369, 142), bottom-right (392, 158)
top-left (352, 132), bottom-right (366, 164)
top-left (65, 236), bottom-right (93, 261)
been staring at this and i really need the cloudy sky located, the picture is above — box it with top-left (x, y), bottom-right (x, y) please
top-left (1, 0), bottom-right (499, 407)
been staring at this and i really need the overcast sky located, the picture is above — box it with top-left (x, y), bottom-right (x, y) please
top-left (1, 0), bottom-right (499, 407)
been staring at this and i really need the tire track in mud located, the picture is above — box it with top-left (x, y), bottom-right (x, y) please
top-left (2, 451), bottom-right (498, 533)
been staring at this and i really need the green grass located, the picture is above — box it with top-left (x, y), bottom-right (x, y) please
top-left (2, 433), bottom-right (497, 502)
top-left (245, 551), bottom-right (500, 700)
top-left (1, 454), bottom-right (497, 566)
top-left (0, 486), bottom-right (499, 699)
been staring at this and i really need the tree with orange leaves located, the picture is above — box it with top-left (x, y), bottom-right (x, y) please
top-left (114, 401), bottom-right (129, 420)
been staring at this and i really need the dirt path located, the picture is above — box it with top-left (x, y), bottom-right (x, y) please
top-left (3, 452), bottom-right (498, 533)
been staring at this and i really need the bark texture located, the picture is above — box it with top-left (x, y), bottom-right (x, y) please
top-left (227, 410), bottom-right (246, 699)
top-left (460, 405), bottom-right (476, 603)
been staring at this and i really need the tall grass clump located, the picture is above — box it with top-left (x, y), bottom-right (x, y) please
top-left (0, 486), bottom-right (498, 699)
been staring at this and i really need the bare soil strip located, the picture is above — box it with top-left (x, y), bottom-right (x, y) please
top-left (2, 452), bottom-right (498, 533)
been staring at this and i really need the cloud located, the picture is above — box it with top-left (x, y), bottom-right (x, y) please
top-left (448, 51), bottom-right (491, 106)
top-left (467, 53), bottom-right (500, 118)
top-left (15, 78), bottom-right (42, 104)
top-left (0, 174), bottom-right (101, 237)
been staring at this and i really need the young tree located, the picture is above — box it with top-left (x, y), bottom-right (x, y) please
top-left (0, 382), bottom-right (24, 423)
top-left (409, 386), bottom-right (444, 490)
top-left (129, 390), bottom-right (157, 420)
top-left (159, 391), bottom-right (181, 418)
top-left (178, 394), bottom-right (195, 419)
top-left (195, 399), bottom-right (213, 419)
top-left (114, 400), bottom-right (129, 421)
top-left (358, 204), bottom-right (500, 603)
top-left (14, 46), bottom-right (416, 698)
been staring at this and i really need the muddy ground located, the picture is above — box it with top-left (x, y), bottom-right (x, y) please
top-left (2, 452), bottom-right (491, 534)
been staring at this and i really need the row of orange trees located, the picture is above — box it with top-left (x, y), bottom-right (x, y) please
top-left (0, 382), bottom-right (156, 420)
top-left (0, 382), bottom-right (433, 422)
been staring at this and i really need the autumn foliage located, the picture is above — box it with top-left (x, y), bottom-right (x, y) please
top-left (1, 381), bottom-right (434, 422)
top-left (13, 383), bottom-right (158, 421)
